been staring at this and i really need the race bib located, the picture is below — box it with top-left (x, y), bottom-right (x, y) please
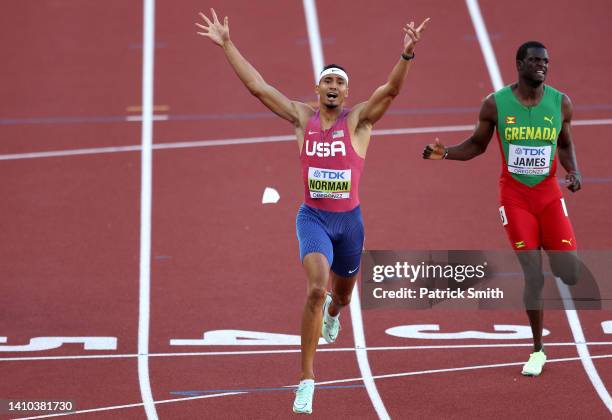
top-left (507, 144), bottom-right (551, 176)
top-left (308, 167), bottom-right (351, 199)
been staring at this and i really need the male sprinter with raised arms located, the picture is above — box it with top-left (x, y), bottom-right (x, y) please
top-left (423, 41), bottom-right (581, 377)
top-left (197, 8), bottom-right (429, 414)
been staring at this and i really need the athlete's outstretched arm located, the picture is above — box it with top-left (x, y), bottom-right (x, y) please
top-left (352, 18), bottom-right (430, 127)
top-left (557, 95), bottom-right (581, 192)
top-left (196, 9), bottom-right (312, 127)
top-left (423, 95), bottom-right (497, 161)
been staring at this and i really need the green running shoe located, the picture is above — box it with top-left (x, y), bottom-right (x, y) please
top-left (521, 350), bottom-right (546, 376)
top-left (292, 379), bottom-right (315, 414)
top-left (322, 293), bottom-right (340, 343)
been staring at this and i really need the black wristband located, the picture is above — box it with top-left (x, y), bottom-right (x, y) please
top-left (401, 52), bottom-right (415, 61)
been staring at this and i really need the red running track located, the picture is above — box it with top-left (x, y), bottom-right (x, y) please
top-left (1, 0), bottom-right (612, 419)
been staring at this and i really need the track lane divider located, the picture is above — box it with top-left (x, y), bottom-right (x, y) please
top-left (138, 0), bottom-right (158, 419)
top-left (2, 119), bottom-right (611, 161)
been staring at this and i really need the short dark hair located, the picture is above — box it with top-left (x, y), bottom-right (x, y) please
top-left (322, 63), bottom-right (347, 73)
top-left (516, 41), bottom-right (547, 61)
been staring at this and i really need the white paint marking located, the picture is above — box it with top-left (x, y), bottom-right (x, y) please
top-left (1, 119), bottom-right (611, 161)
top-left (0, 336), bottom-right (117, 352)
top-left (556, 278), bottom-right (612, 412)
top-left (261, 187), bottom-right (280, 204)
top-left (19, 354), bottom-right (611, 419)
top-left (573, 118), bottom-right (612, 126)
top-left (350, 287), bottom-right (391, 420)
top-left (2, 341), bottom-right (612, 362)
top-left (302, 0), bottom-right (325, 82)
top-left (603, 321), bottom-right (612, 334)
top-left (386, 324), bottom-right (550, 340)
top-left (465, 0), bottom-right (503, 90)
top-left (0, 145), bottom-right (143, 160)
top-left (126, 114), bottom-right (169, 122)
top-left (170, 330), bottom-right (326, 346)
top-left (315, 353), bottom-right (612, 386)
top-left (138, 0), bottom-right (157, 419)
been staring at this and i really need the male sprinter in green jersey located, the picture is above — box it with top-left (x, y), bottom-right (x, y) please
top-left (423, 41), bottom-right (581, 376)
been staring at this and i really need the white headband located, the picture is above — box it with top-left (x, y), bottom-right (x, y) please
top-left (318, 67), bottom-right (349, 84)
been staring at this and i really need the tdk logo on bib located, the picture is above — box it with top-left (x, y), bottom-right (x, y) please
top-left (305, 140), bottom-right (346, 157)
top-left (308, 167), bottom-right (351, 199)
top-left (515, 147), bottom-right (545, 156)
top-left (313, 169), bottom-right (346, 179)
top-left (508, 144), bottom-right (551, 175)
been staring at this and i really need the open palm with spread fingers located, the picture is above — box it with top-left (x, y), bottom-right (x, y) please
top-left (196, 8), bottom-right (229, 47)
top-left (403, 18), bottom-right (430, 54)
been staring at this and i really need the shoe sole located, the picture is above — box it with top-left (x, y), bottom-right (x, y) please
top-left (292, 408), bottom-right (312, 414)
top-left (521, 371), bottom-right (542, 377)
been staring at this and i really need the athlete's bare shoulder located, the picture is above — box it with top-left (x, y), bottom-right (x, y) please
top-left (292, 101), bottom-right (316, 128)
top-left (481, 93), bottom-right (498, 124)
top-left (561, 93), bottom-right (573, 122)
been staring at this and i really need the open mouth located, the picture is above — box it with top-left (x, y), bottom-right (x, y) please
top-left (326, 92), bottom-right (338, 100)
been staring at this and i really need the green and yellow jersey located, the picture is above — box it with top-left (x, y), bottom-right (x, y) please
top-left (494, 85), bottom-right (563, 187)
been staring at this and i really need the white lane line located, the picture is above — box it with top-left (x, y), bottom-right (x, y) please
top-left (465, 0), bottom-right (503, 90)
top-left (467, 0), bottom-right (611, 411)
top-left (138, 0), bottom-right (157, 419)
top-left (350, 287), bottom-right (391, 420)
top-left (302, 0), bottom-right (325, 82)
top-left (126, 115), bottom-right (169, 122)
top-left (2, 341), bottom-right (612, 362)
top-left (1, 119), bottom-right (611, 161)
top-left (15, 354), bottom-right (612, 419)
top-left (573, 118), bottom-right (612, 126)
top-left (316, 353), bottom-right (612, 386)
top-left (556, 278), bottom-right (612, 412)
top-left (153, 134), bottom-right (294, 149)
top-left (302, 0), bottom-right (389, 417)
top-left (0, 145), bottom-right (143, 160)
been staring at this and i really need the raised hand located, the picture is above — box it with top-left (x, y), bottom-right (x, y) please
top-left (403, 18), bottom-right (430, 54)
top-left (196, 8), bottom-right (230, 47)
top-left (423, 138), bottom-right (447, 160)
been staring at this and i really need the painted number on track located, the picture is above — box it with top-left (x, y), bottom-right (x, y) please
top-left (170, 330), bottom-right (327, 346)
top-left (0, 336), bottom-right (117, 352)
top-left (385, 324), bottom-right (550, 340)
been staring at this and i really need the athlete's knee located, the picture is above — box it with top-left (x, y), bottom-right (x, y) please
top-left (558, 271), bottom-right (579, 286)
top-left (524, 273), bottom-right (545, 294)
top-left (523, 273), bottom-right (544, 309)
top-left (306, 286), bottom-right (327, 308)
top-left (550, 253), bottom-right (580, 286)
